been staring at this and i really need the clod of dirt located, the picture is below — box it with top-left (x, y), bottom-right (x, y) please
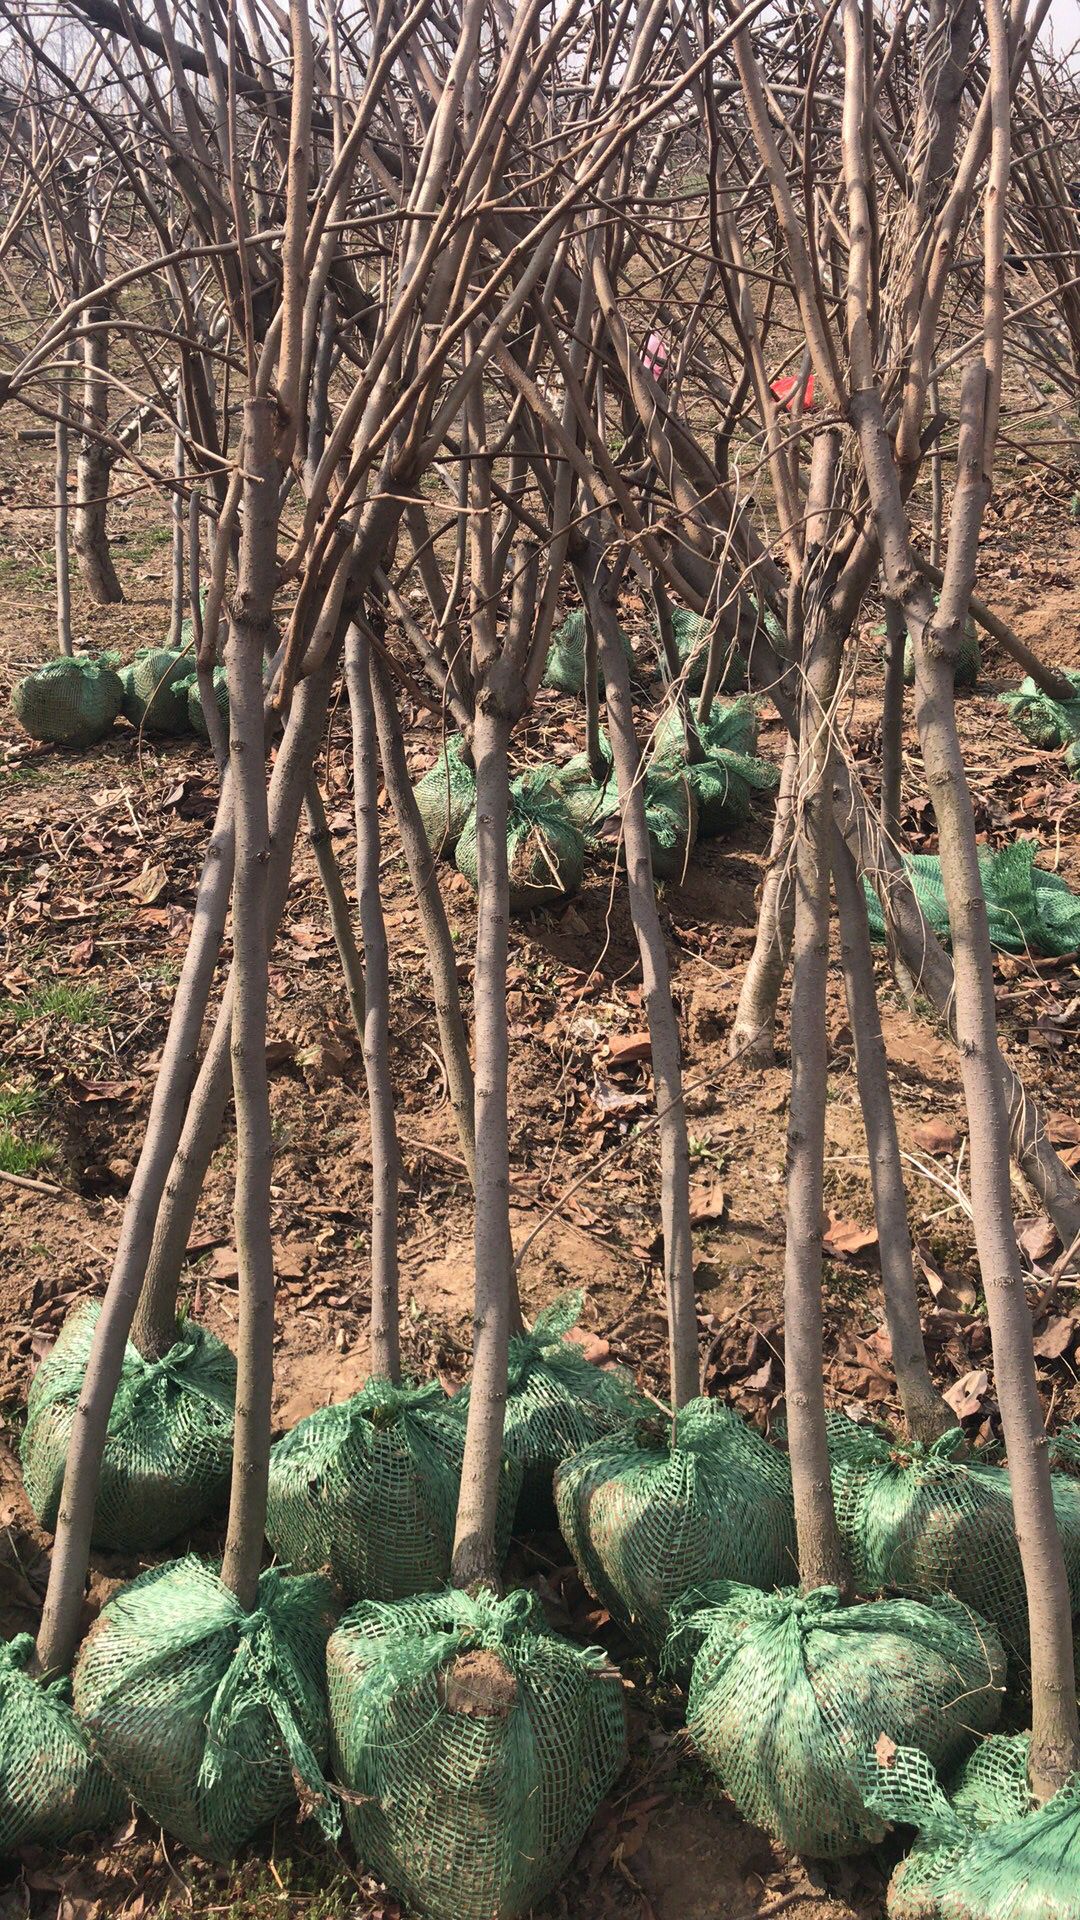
top-left (438, 1648), bottom-right (518, 1717)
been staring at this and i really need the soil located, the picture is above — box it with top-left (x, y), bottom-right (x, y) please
top-left (1, 411), bottom-right (1080, 1920)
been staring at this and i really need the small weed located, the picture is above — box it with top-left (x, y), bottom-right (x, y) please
top-left (0, 1128), bottom-right (57, 1176)
top-left (0, 1084), bottom-right (44, 1122)
top-left (1071, 493), bottom-right (1080, 523)
top-left (0, 981), bottom-right (105, 1027)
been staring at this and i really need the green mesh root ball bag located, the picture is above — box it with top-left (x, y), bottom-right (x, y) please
top-left (650, 694), bottom-right (762, 764)
top-left (554, 1399), bottom-right (797, 1656)
top-left (22, 1300), bottom-right (236, 1552)
top-left (863, 839), bottom-right (1080, 957)
top-left (865, 1736), bottom-right (1080, 1919)
top-left (660, 607), bottom-right (747, 694)
top-left (542, 608), bottom-right (635, 694)
top-left (120, 648), bottom-right (193, 734)
top-left (413, 734), bottom-right (476, 856)
top-left (829, 1418), bottom-right (1080, 1664)
top-left (552, 735), bottom-right (618, 833)
top-left (1049, 1425), bottom-right (1080, 1476)
top-left (670, 1584), bottom-right (1003, 1860)
top-left (452, 1291), bottom-right (647, 1529)
top-left (13, 656), bottom-right (124, 749)
top-left (456, 767), bottom-right (585, 911)
top-left (1000, 670), bottom-right (1080, 752)
top-left (327, 1586), bottom-right (627, 1920)
top-left (639, 761), bottom-right (698, 880)
top-left (73, 1557), bottom-right (338, 1860)
top-left (0, 1635), bottom-right (126, 1853)
top-left (266, 1378), bottom-right (522, 1604)
top-left (183, 667), bottom-right (229, 741)
top-left (903, 614), bottom-right (980, 689)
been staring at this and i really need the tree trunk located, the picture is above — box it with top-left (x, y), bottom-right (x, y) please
top-left (220, 397), bottom-right (279, 1612)
top-left (304, 777), bottom-right (366, 1046)
top-left (880, 597), bottom-right (906, 846)
top-left (54, 362), bottom-right (73, 656)
top-left (783, 430), bottom-right (849, 1595)
top-left (451, 703), bottom-right (514, 1591)
top-left (36, 776), bottom-right (236, 1674)
top-left (345, 623), bottom-right (401, 1384)
top-left (832, 833), bottom-right (952, 1443)
top-left (131, 645), bottom-right (346, 1359)
top-left (369, 647), bottom-right (476, 1184)
top-left (168, 390), bottom-right (186, 650)
top-left (74, 280), bottom-right (122, 605)
top-left (728, 739), bottom-right (797, 1065)
top-left (580, 562), bottom-right (698, 1411)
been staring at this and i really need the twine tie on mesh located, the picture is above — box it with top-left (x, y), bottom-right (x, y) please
top-left (200, 1576), bottom-right (340, 1842)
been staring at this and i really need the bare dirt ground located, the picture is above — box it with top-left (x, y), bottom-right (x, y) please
top-left (2, 407), bottom-right (1080, 1920)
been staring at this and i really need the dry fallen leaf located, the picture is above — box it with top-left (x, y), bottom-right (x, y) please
top-left (917, 1242), bottom-right (977, 1312)
top-left (124, 860), bottom-right (169, 904)
top-left (1033, 1314), bottom-right (1078, 1362)
top-left (607, 1030), bottom-right (652, 1067)
top-left (912, 1117), bottom-right (965, 1155)
top-left (944, 1368), bottom-right (989, 1420)
top-left (1017, 1215), bottom-right (1058, 1264)
top-left (875, 1732), bottom-right (898, 1769)
top-left (689, 1180), bottom-right (728, 1225)
top-left (822, 1212), bottom-right (879, 1259)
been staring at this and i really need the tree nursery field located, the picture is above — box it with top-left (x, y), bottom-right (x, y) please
top-left (3, 4), bottom-right (1080, 1919)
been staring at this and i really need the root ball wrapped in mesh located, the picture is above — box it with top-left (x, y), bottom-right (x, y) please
top-left (456, 767), bottom-right (585, 909)
top-left (671, 1583), bottom-right (1004, 1859)
top-left (0, 1635), bottom-right (126, 1853)
top-left (452, 1291), bottom-right (647, 1528)
top-left (266, 1378), bottom-right (522, 1603)
top-left (865, 1734), bottom-right (1080, 1919)
top-left (327, 1587), bottom-right (627, 1920)
top-left (119, 649), bottom-right (194, 734)
top-left (554, 1399), bottom-right (797, 1655)
top-left (542, 607), bottom-right (635, 694)
top-left (21, 1301), bottom-right (236, 1552)
top-left (829, 1418), bottom-right (1080, 1664)
top-left (13, 656), bottom-right (125, 749)
top-left (73, 1558), bottom-right (338, 1860)
top-left (412, 734), bottom-right (476, 856)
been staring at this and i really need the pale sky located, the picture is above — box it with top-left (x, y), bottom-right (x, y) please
top-left (1045, 0), bottom-right (1080, 52)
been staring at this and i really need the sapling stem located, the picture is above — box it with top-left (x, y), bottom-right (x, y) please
top-left (728, 739), bottom-right (797, 1066)
top-left (579, 560), bottom-right (698, 1412)
top-left (832, 834), bottom-right (952, 1444)
top-left (220, 397), bottom-right (278, 1612)
top-left (54, 361), bottom-right (72, 656)
top-left (369, 646), bottom-right (476, 1184)
top-left (345, 622), bottom-right (401, 1384)
top-left (783, 430), bottom-right (849, 1595)
top-left (304, 777), bottom-right (366, 1046)
top-left (451, 704), bottom-right (514, 1592)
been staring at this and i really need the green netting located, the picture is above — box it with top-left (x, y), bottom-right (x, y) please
top-left (551, 734), bottom-right (699, 876)
top-left (413, 734), bottom-right (477, 856)
top-left (73, 1556), bottom-right (338, 1860)
top-left (1049, 1425), bottom-right (1080, 1475)
top-left (863, 839), bottom-right (1080, 957)
top-left (266, 1377), bottom-right (521, 1603)
top-left (903, 614), bottom-right (980, 688)
top-left (829, 1417), bottom-right (1080, 1664)
top-left (865, 1735), bottom-right (1080, 1919)
top-left (651, 694), bottom-right (762, 763)
top-left (181, 666), bottom-right (229, 741)
top-left (669, 1583), bottom-right (1003, 1859)
top-left (120, 649), bottom-right (194, 734)
top-left (456, 766), bottom-right (586, 910)
top-left (21, 1300), bottom-right (236, 1552)
top-left (542, 608), bottom-right (635, 694)
top-left (0, 1634), bottom-right (126, 1853)
top-left (327, 1586), bottom-right (627, 1920)
top-left (451, 1291), bottom-right (647, 1528)
top-left (999, 671), bottom-right (1080, 752)
top-left (13, 656), bottom-right (125, 749)
top-left (661, 607), bottom-right (748, 694)
top-left (554, 1399), bottom-right (797, 1656)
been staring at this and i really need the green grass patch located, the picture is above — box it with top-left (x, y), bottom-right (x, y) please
top-left (0, 1084), bottom-right (44, 1122)
top-left (0, 1128), bottom-right (57, 1176)
top-left (0, 981), bottom-right (105, 1027)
